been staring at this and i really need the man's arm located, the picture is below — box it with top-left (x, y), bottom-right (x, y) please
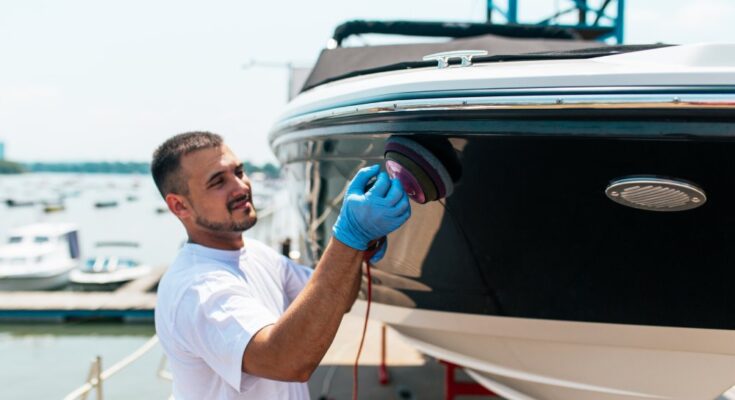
top-left (241, 237), bottom-right (362, 381)
top-left (242, 165), bottom-right (410, 382)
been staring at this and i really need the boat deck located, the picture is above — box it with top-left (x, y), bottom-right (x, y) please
top-left (0, 267), bottom-right (164, 322)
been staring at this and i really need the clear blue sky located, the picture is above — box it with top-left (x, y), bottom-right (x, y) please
top-left (0, 0), bottom-right (732, 164)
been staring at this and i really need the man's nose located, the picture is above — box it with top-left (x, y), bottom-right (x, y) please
top-left (231, 174), bottom-right (250, 194)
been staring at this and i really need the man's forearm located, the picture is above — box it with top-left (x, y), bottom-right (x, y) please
top-left (345, 264), bottom-right (362, 312)
top-left (242, 238), bottom-right (363, 381)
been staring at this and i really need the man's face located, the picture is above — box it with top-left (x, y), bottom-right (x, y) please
top-left (179, 145), bottom-right (257, 233)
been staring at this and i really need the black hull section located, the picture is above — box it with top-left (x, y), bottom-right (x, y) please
top-left (274, 114), bottom-right (735, 330)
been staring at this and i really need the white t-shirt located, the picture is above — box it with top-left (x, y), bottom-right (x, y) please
top-left (155, 239), bottom-right (313, 400)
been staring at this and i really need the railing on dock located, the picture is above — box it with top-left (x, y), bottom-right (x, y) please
top-left (63, 334), bottom-right (169, 400)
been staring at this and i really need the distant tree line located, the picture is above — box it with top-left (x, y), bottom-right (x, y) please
top-left (23, 162), bottom-right (150, 174)
top-left (245, 161), bottom-right (280, 179)
top-left (18, 161), bottom-right (281, 178)
top-left (0, 160), bottom-right (24, 174)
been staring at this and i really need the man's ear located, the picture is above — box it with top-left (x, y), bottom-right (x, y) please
top-left (165, 193), bottom-right (191, 219)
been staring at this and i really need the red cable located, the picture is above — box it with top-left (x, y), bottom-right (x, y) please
top-left (353, 260), bottom-right (371, 400)
top-left (353, 239), bottom-right (380, 400)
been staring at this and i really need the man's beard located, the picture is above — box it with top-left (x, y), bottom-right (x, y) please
top-left (195, 214), bottom-right (257, 233)
top-left (193, 194), bottom-right (258, 233)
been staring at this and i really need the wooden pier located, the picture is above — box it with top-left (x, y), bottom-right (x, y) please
top-left (0, 267), bottom-right (165, 323)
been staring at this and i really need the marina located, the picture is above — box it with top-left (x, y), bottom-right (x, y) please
top-left (3, 1), bottom-right (735, 399)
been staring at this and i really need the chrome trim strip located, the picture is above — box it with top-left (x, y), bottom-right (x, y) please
top-left (270, 93), bottom-right (735, 145)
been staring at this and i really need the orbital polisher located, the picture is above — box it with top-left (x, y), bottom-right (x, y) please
top-left (384, 136), bottom-right (460, 204)
top-left (355, 136), bottom-right (462, 398)
top-left (362, 136), bottom-right (459, 257)
top-left (362, 136), bottom-right (459, 259)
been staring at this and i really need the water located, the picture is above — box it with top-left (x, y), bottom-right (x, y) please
top-left (0, 323), bottom-right (170, 399)
top-left (0, 172), bottom-right (300, 399)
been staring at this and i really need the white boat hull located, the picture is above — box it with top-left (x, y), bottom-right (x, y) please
top-left (0, 267), bottom-right (73, 291)
top-left (273, 42), bottom-right (735, 400)
top-left (353, 301), bottom-right (735, 400)
top-left (69, 265), bottom-right (152, 289)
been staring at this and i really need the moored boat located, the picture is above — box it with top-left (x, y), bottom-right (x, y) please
top-left (69, 241), bottom-right (151, 291)
top-left (43, 202), bottom-right (65, 213)
top-left (0, 223), bottom-right (81, 290)
top-left (5, 198), bottom-right (35, 207)
top-left (270, 21), bottom-right (735, 400)
top-left (94, 200), bottom-right (118, 208)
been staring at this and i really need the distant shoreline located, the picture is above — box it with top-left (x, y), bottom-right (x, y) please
top-left (0, 160), bottom-right (24, 174)
top-left (21, 161), bottom-right (151, 175)
top-left (0, 160), bottom-right (280, 177)
top-left (23, 161), bottom-right (149, 174)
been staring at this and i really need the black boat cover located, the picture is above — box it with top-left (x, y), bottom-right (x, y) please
top-left (330, 20), bottom-right (583, 45)
top-left (302, 31), bottom-right (670, 93)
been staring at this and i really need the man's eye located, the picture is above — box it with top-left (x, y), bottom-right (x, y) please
top-left (210, 179), bottom-right (224, 188)
top-left (235, 169), bottom-right (244, 177)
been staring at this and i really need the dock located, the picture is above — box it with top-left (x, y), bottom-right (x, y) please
top-left (0, 267), bottom-right (165, 323)
top-left (0, 267), bottom-right (500, 399)
top-left (312, 312), bottom-right (497, 399)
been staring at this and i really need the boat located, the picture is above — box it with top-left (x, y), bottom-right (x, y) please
top-left (69, 241), bottom-right (151, 291)
top-left (94, 200), bottom-right (118, 208)
top-left (5, 198), bottom-right (35, 207)
top-left (42, 202), bottom-right (65, 213)
top-left (269, 19), bottom-right (735, 400)
top-left (0, 223), bottom-right (81, 290)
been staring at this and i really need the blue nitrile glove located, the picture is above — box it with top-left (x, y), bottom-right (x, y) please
top-left (333, 165), bottom-right (411, 251)
top-left (370, 240), bottom-right (387, 264)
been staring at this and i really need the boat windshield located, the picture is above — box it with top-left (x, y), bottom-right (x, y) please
top-left (34, 236), bottom-right (50, 244)
top-left (83, 258), bottom-right (113, 273)
top-left (82, 257), bottom-right (140, 273)
top-left (7, 236), bottom-right (22, 244)
top-left (118, 258), bottom-right (139, 268)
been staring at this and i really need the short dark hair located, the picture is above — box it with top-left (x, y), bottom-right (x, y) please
top-left (151, 131), bottom-right (223, 197)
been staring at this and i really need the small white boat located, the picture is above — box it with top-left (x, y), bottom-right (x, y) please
top-left (69, 241), bottom-right (151, 290)
top-left (0, 223), bottom-right (81, 291)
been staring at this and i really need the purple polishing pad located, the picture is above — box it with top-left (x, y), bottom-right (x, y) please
top-left (385, 151), bottom-right (438, 203)
top-left (385, 137), bottom-right (454, 199)
top-left (385, 141), bottom-right (446, 198)
top-left (385, 159), bottom-right (427, 204)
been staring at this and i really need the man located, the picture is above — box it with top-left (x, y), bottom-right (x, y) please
top-left (153, 131), bottom-right (410, 399)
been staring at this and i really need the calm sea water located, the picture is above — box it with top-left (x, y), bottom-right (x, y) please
top-left (0, 172), bottom-right (299, 399)
top-left (0, 323), bottom-right (170, 399)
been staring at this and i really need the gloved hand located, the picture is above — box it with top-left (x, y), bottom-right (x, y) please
top-left (333, 165), bottom-right (411, 251)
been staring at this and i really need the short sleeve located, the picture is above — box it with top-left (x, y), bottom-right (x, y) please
top-left (175, 270), bottom-right (278, 392)
top-left (281, 257), bottom-right (313, 306)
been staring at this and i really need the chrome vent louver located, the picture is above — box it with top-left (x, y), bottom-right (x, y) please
top-left (605, 177), bottom-right (706, 212)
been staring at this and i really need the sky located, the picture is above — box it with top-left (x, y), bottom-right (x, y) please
top-left (0, 0), bottom-right (733, 164)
